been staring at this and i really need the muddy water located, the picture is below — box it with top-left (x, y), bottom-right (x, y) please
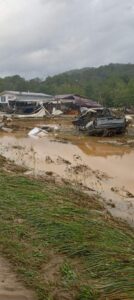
top-left (78, 138), bottom-right (134, 194)
top-left (0, 132), bottom-right (134, 226)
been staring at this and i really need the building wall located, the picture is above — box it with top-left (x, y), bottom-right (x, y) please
top-left (0, 93), bottom-right (16, 104)
top-left (0, 93), bottom-right (51, 105)
top-left (0, 94), bottom-right (8, 104)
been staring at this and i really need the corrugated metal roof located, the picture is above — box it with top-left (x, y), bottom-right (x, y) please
top-left (0, 91), bottom-right (52, 98)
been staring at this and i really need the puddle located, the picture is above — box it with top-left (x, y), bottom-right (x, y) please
top-left (0, 130), bottom-right (134, 226)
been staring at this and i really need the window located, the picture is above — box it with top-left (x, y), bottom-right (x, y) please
top-left (1, 96), bottom-right (6, 103)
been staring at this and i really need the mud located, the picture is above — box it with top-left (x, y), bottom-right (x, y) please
top-left (0, 257), bottom-right (35, 300)
top-left (0, 118), bottom-right (134, 227)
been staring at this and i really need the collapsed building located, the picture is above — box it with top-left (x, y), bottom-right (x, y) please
top-left (52, 94), bottom-right (102, 114)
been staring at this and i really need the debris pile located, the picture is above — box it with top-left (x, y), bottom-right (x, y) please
top-left (28, 127), bottom-right (48, 138)
top-left (73, 108), bottom-right (127, 136)
top-left (28, 124), bottom-right (60, 138)
top-left (0, 115), bottom-right (13, 133)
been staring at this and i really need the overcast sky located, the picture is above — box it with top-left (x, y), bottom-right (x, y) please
top-left (0, 0), bottom-right (134, 78)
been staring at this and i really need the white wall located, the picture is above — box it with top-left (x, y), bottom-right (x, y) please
top-left (0, 94), bottom-right (16, 104)
top-left (0, 94), bottom-right (8, 104)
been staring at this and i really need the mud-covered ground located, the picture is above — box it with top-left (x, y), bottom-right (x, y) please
top-left (0, 162), bottom-right (134, 300)
top-left (0, 116), bottom-right (134, 226)
top-left (0, 257), bottom-right (35, 300)
top-left (0, 116), bottom-right (134, 300)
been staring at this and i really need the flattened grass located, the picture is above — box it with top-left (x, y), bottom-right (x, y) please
top-left (0, 171), bottom-right (134, 299)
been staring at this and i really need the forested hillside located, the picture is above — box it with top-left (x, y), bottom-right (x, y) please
top-left (1, 64), bottom-right (134, 107)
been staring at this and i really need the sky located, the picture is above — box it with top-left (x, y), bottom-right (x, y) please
top-left (0, 0), bottom-right (134, 78)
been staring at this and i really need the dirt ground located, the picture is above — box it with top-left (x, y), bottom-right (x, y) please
top-left (0, 257), bottom-right (36, 300)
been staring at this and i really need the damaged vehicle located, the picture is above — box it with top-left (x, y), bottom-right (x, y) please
top-left (86, 116), bottom-right (126, 136)
top-left (73, 108), bottom-right (127, 136)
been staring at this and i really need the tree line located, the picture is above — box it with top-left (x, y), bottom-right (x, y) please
top-left (0, 63), bottom-right (134, 107)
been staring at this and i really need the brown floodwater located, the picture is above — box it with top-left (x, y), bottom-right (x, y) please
top-left (0, 130), bottom-right (134, 226)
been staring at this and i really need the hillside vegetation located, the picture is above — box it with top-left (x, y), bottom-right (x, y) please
top-left (1, 64), bottom-right (134, 107)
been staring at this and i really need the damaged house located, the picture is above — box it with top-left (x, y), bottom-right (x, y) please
top-left (47, 94), bottom-right (102, 114)
top-left (0, 91), bottom-right (102, 116)
top-left (0, 91), bottom-right (53, 113)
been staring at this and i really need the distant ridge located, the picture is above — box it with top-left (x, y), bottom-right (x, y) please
top-left (42, 63), bottom-right (134, 107)
top-left (0, 64), bottom-right (134, 106)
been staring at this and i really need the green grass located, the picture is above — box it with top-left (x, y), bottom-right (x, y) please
top-left (0, 170), bottom-right (134, 299)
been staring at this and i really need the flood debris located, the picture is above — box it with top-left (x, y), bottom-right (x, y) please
top-left (28, 127), bottom-right (48, 138)
top-left (52, 107), bottom-right (63, 116)
top-left (2, 115), bottom-right (13, 123)
top-left (28, 124), bottom-right (60, 138)
top-left (125, 114), bottom-right (133, 125)
top-left (73, 108), bottom-right (127, 136)
top-left (39, 124), bottom-right (60, 132)
top-left (73, 154), bottom-right (82, 161)
top-left (0, 122), bottom-right (4, 129)
top-left (14, 105), bottom-right (49, 118)
top-left (106, 199), bottom-right (116, 208)
top-left (1, 127), bottom-right (13, 133)
top-left (56, 156), bottom-right (71, 165)
top-left (0, 154), bottom-right (27, 174)
top-left (68, 164), bottom-right (91, 175)
top-left (45, 156), bottom-right (54, 164)
top-left (0, 115), bottom-right (13, 132)
top-left (87, 117), bottom-right (126, 136)
top-left (111, 186), bottom-right (134, 198)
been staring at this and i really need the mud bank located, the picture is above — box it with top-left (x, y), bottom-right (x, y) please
top-left (0, 118), bottom-right (134, 226)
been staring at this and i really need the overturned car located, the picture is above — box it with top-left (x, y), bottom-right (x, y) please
top-left (73, 108), bottom-right (127, 136)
